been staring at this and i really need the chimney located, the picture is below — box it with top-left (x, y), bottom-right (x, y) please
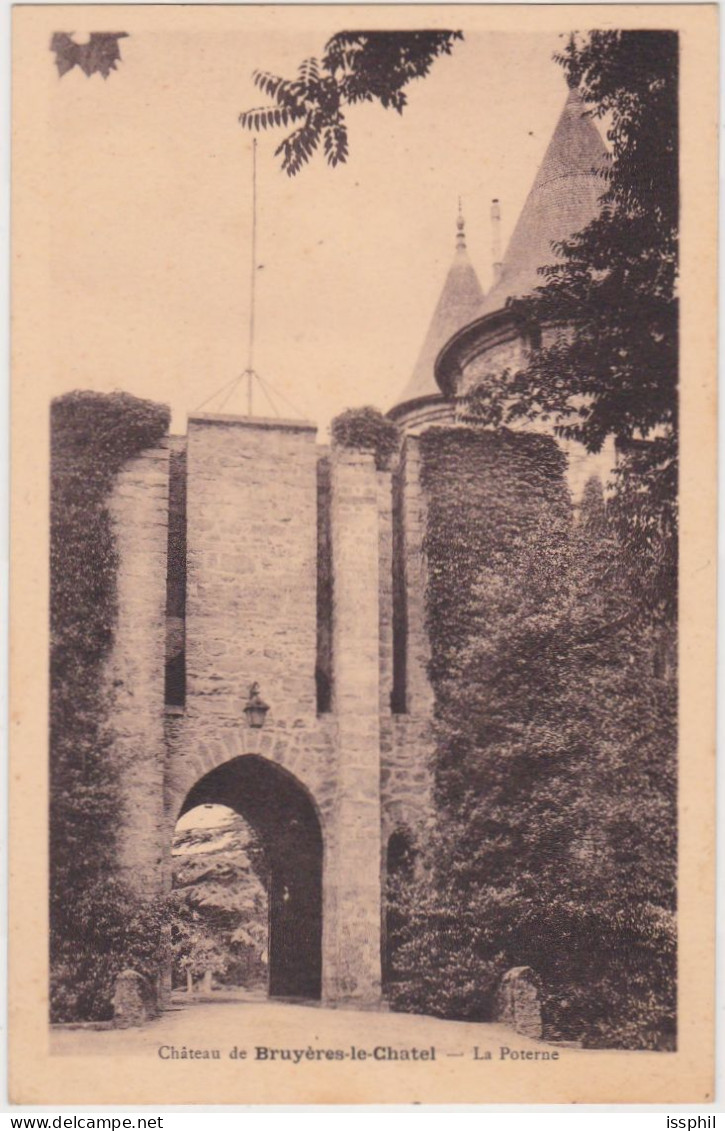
top-left (491, 198), bottom-right (502, 284)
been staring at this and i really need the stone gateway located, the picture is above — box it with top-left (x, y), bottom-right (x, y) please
top-left (102, 84), bottom-right (613, 1011)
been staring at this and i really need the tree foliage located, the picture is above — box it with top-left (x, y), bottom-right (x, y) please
top-left (386, 432), bottom-right (676, 1049)
top-left (50, 391), bottom-right (170, 1022)
top-left (476, 31), bottom-right (679, 617)
top-left (331, 405), bottom-right (400, 470)
top-left (239, 31), bottom-right (462, 175)
top-left (170, 813), bottom-right (269, 990)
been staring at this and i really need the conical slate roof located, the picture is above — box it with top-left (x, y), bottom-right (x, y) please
top-left (393, 211), bottom-right (485, 407)
top-left (476, 86), bottom-right (608, 319)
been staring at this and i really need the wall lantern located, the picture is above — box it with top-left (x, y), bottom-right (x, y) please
top-left (243, 682), bottom-right (270, 729)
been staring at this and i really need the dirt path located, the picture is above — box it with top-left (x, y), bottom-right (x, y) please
top-left (51, 998), bottom-right (567, 1061)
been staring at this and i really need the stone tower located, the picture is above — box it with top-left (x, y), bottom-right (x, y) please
top-left (391, 84), bottom-right (616, 499)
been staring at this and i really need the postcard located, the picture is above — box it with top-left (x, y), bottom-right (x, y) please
top-left (9, 3), bottom-right (717, 1105)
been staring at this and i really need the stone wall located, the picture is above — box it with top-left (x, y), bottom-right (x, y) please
top-left (165, 714), bottom-right (338, 843)
top-left (381, 715), bottom-right (434, 847)
top-left (457, 332), bottom-right (526, 396)
top-left (558, 434), bottom-right (618, 502)
top-left (185, 414), bottom-right (319, 720)
top-left (456, 325), bottom-right (617, 503)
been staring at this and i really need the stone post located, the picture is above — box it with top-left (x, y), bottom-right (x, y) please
top-left (112, 969), bottom-right (157, 1028)
top-left (326, 447), bottom-right (382, 1005)
top-left (495, 966), bottom-right (544, 1039)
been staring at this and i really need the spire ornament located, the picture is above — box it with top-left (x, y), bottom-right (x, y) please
top-left (561, 32), bottom-right (584, 90)
top-left (491, 198), bottom-right (503, 283)
top-left (456, 197), bottom-right (466, 251)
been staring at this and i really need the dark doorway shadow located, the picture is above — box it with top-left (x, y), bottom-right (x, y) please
top-left (383, 827), bottom-right (416, 992)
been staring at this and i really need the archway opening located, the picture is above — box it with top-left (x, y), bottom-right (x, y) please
top-left (178, 756), bottom-right (323, 1001)
top-left (383, 827), bottom-right (417, 991)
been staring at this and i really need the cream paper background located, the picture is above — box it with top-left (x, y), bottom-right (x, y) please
top-left (9, 3), bottom-right (718, 1105)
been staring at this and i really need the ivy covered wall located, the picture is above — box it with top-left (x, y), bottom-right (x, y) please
top-left (50, 391), bottom-right (170, 1021)
top-left (419, 426), bottom-right (571, 720)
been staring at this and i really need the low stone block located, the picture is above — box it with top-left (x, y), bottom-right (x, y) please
top-left (112, 969), bottom-right (156, 1029)
top-left (495, 966), bottom-right (543, 1039)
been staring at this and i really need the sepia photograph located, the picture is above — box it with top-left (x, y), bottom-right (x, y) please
top-left (9, 3), bottom-right (717, 1106)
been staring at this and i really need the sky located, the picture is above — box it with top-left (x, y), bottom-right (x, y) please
top-left (34, 11), bottom-right (584, 438)
top-left (174, 804), bottom-right (251, 852)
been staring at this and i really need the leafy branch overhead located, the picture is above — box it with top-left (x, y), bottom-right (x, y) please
top-left (50, 32), bottom-right (128, 79)
top-left (239, 31), bottom-right (462, 175)
top-left (468, 31), bottom-right (679, 617)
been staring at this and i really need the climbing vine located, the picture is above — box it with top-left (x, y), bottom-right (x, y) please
top-left (418, 427), bottom-right (571, 714)
top-left (50, 391), bottom-right (170, 1021)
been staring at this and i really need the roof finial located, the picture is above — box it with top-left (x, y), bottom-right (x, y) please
top-left (491, 198), bottom-right (503, 284)
top-left (456, 197), bottom-right (466, 250)
top-left (564, 32), bottom-right (583, 90)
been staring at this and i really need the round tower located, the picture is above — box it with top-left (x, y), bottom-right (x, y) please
top-left (432, 85), bottom-right (617, 497)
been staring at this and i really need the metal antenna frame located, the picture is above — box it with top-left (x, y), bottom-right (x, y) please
top-left (244, 137), bottom-right (259, 416)
top-left (192, 137), bottom-right (309, 422)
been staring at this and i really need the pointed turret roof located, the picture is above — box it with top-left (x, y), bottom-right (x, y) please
top-left (475, 85), bottom-right (608, 319)
top-left (392, 206), bottom-right (485, 408)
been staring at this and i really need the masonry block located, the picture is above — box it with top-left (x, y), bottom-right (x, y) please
top-left (107, 444), bottom-right (170, 899)
top-left (326, 447), bottom-right (383, 1005)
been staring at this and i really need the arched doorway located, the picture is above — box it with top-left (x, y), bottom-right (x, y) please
top-left (178, 756), bottom-right (323, 1000)
top-left (383, 827), bottom-right (417, 991)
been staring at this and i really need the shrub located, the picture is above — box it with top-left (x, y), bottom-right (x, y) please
top-left (50, 880), bottom-right (170, 1022)
top-left (330, 406), bottom-right (400, 470)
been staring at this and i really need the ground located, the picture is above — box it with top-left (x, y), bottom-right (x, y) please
top-left (44, 999), bottom-right (620, 1105)
top-left (51, 996), bottom-right (579, 1060)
